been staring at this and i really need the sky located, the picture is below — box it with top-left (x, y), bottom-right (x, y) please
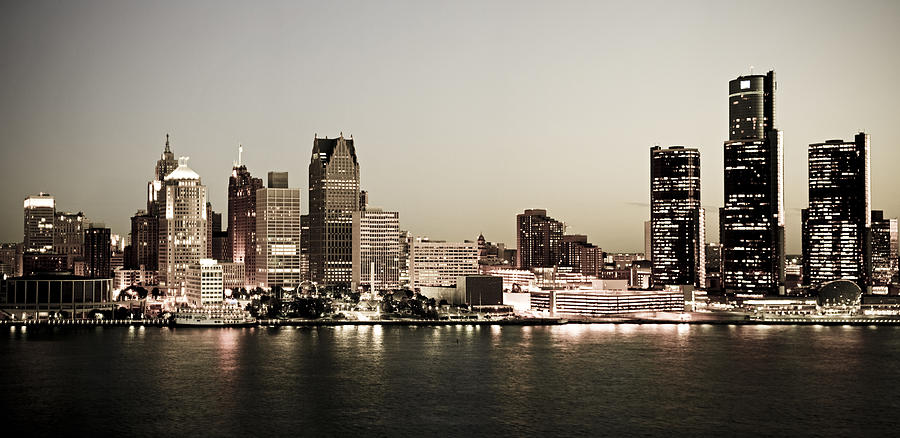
top-left (1, 0), bottom-right (899, 253)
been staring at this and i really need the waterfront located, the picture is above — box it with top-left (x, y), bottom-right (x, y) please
top-left (3, 324), bottom-right (900, 436)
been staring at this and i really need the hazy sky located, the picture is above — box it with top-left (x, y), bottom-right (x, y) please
top-left (2, 0), bottom-right (899, 252)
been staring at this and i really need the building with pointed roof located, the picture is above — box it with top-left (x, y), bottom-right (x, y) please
top-left (159, 157), bottom-right (208, 296)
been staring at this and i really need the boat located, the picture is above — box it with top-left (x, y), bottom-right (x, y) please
top-left (173, 307), bottom-right (256, 327)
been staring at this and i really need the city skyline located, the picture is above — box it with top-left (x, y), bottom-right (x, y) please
top-left (3, 1), bottom-right (900, 252)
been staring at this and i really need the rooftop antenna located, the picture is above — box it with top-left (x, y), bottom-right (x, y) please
top-left (750, 65), bottom-right (754, 75)
top-left (238, 144), bottom-right (243, 166)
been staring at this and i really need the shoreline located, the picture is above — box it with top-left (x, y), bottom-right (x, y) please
top-left (4, 316), bottom-right (900, 328)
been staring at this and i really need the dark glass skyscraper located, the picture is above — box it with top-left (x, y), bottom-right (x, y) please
top-left (516, 209), bottom-right (564, 270)
top-left (129, 210), bottom-right (158, 270)
top-left (802, 133), bottom-right (871, 291)
top-left (84, 225), bottom-right (111, 278)
top-left (721, 70), bottom-right (785, 296)
top-left (650, 146), bottom-right (705, 288)
top-left (308, 135), bottom-right (360, 289)
top-left (870, 210), bottom-right (898, 287)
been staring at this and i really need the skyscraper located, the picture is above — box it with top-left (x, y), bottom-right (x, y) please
top-left (256, 172), bottom-right (302, 291)
top-left (352, 208), bottom-right (401, 291)
top-left (83, 224), bottom-right (111, 278)
top-left (227, 145), bottom-right (264, 284)
top-left (650, 146), bottom-right (705, 288)
top-left (24, 193), bottom-right (56, 254)
top-left (147, 134), bottom-right (178, 217)
top-left (870, 210), bottom-right (897, 289)
top-left (129, 210), bottom-right (158, 270)
top-left (54, 211), bottom-right (85, 269)
top-left (308, 134), bottom-right (360, 289)
top-left (159, 158), bottom-right (208, 295)
top-left (802, 133), bottom-right (871, 291)
top-left (721, 70), bottom-right (785, 296)
top-left (516, 209), bottom-right (564, 270)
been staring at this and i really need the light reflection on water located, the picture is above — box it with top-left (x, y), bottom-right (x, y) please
top-left (2, 324), bottom-right (900, 436)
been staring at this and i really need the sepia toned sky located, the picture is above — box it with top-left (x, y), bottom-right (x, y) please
top-left (2, 0), bottom-right (899, 252)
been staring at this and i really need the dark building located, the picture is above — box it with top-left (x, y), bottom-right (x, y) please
top-left (129, 210), bottom-right (158, 270)
top-left (650, 146), bottom-right (705, 288)
top-left (516, 209), bottom-right (564, 270)
top-left (560, 235), bottom-right (602, 277)
top-left (84, 225), bottom-right (111, 278)
top-left (456, 275), bottom-right (503, 306)
top-left (212, 231), bottom-right (228, 262)
top-left (22, 254), bottom-right (66, 276)
top-left (721, 70), bottom-right (785, 296)
top-left (705, 242), bottom-right (722, 291)
top-left (227, 149), bottom-right (264, 283)
top-left (268, 171), bottom-right (289, 189)
top-left (359, 190), bottom-right (368, 211)
top-left (53, 211), bottom-right (85, 269)
top-left (308, 135), bottom-right (360, 289)
top-left (0, 243), bottom-right (19, 277)
top-left (871, 210), bottom-right (898, 287)
top-left (802, 133), bottom-right (871, 291)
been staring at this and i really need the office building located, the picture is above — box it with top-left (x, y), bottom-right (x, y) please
top-left (159, 158), bottom-right (208, 295)
top-left (256, 173), bottom-right (302, 290)
top-left (24, 193), bottom-right (56, 254)
top-left (54, 211), bottom-right (85, 269)
top-left (802, 133), bottom-right (871, 291)
top-left (147, 134), bottom-right (178, 217)
top-left (0, 243), bottom-right (19, 277)
top-left (721, 70), bottom-right (785, 295)
top-left (307, 134), bottom-right (360, 289)
top-left (83, 224), bottom-right (111, 278)
top-left (352, 208), bottom-right (401, 291)
top-left (227, 146), bottom-right (264, 283)
top-left (871, 210), bottom-right (898, 288)
top-left (129, 210), bottom-right (159, 271)
top-left (650, 146), bottom-right (705, 288)
top-left (516, 209), bottom-right (564, 270)
top-left (559, 235), bottom-right (602, 277)
top-left (185, 259), bottom-right (224, 307)
top-left (409, 239), bottom-right (479, 288)
top-left (1, 274), bottom-right (114, 320)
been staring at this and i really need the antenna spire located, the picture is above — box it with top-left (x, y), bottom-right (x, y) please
top-left (165, 133), bottom-right (171, 153)
top-left (238, 144), bottom-right (243, 166)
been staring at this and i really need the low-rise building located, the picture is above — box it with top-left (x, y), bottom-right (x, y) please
top-left (185, 259), bottom-right (224, 307)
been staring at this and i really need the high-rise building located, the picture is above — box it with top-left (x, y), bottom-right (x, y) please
top-left (650, 146), bottom-right (705, 288)
top-left (256, 173), bottom-right (302, 291)
top-left (83, 224), bottom-right (111, 278)
top-left (0, 243), bottom-right (19, 277)
top-left (559, 235), bottom-right (602, 277)
top-left (399, 230), bottom-right (411, 288)
top-left (409, 239), bottom-right (479, 288)
top-left (871, 210), bottom-right (898, 288)
top-left (128, 210), bottom-right (158, 271)
top-left (352, 208), bottom-right (401, 291)
top-left (24, 193), bottom-right (56, 254)
top-left (802, 133), bottom-right (871, 291)
top-left (721, 70), bottom-right (785, 296)
top-left (643, 220), bottom-right (652, 261)
top-left (516, 209), bottom-right (564, 270)
top-left (227, 146), bottom-right (264, 283)
top-left (308, 134), bottom-right (360, 289)
top-left (159, 158), bottom-right (208, 295)
top-left (147, 134), bottom-right (178, 217)
top-left (54, 211), bottom-right (85, 269)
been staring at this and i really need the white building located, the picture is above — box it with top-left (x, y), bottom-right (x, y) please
top-left (185, 259), bottom-right (224, 307)
top-left (256, 182), bottom-right (302, 291)
top-left (220, 262), bottom-right (246, 292)
top-left (409, 239), bottom-right (478, 288)
top-left (159, 158), bottom-right (208, 296)
top-left (352, 208), bottom-right (401, 291)
top-left (114, 266), bottom-right (157, 290)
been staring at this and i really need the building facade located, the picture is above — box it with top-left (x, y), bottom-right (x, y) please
top-left (409, 239), bottom-right (479, 288)
top-left (185, 259), bottom-right (224, 307)
top-left (802, 133), bottom-right (871, 291)
top-left (871, 210), bottom-right (898, 288)
top-left (83, 225), bottom-right (111, 278)
top-left (516, 209), bottom-right (564, 270)
top-left (721, 71), bottom-right (785, 295)
top-left (256, 176), bottom-right (302, 291)
top-left (227, 148), bottom-right (264, 283)
top-left (559, 235), bottom-right (602, 277)
top-left (24, 193), bottom-right (56, 254)
top-left (307, 135), bottom-right (360, 289)
top-left (650, 146), bottom-right (705, 288)
top-left (352, 209), bottom-right (401, 291)
top-left (129, 210), bottom-right (159, 271)
top-left (53, 211), bottom-right (85, 269)
top-left (158, 158), bottom-right (208, 295)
